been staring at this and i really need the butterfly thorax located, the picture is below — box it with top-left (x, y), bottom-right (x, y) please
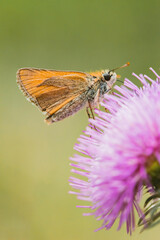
top-left (86, 80), bottom-right (107, 108)
top-left (86, 70), bottom-right (117, 107)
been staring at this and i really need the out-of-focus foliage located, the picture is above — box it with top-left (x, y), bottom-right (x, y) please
top-left (138, 191), bottom-right (160, 232)
top-left (0, 0), bottom-right (160, 239)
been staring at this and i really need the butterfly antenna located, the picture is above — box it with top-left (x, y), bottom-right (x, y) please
top-left (109, 62), bottom-right (130, 73)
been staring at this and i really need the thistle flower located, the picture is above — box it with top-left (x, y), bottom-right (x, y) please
top-left (69, 68), bottom-right (160, 234)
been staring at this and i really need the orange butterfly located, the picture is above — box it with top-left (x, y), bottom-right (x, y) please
top-left (17, 63), bottom-right (129, 124)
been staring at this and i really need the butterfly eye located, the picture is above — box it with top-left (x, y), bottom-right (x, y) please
top-left (103, 73), bottom-right (111, 81)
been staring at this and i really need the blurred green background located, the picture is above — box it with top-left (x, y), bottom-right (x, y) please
top-left (0, 0), bottom-right (160, 239)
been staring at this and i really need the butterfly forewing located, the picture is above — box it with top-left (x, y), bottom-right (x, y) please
top-left (17, 68), bottom-right (91, 122)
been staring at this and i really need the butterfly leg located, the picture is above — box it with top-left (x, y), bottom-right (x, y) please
top-left (88, 101), bottom-right (95, 119)
top-left (86, 107), bottom-right (91, 119)
top-left (86, 102), bottom-right (95, 120)
top-left (87, 101), bottom-right (99, 132)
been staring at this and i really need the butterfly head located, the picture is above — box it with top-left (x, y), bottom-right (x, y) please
top-left (102, 70), bottom-right (117, 86)
top-left (102, 62), bottom-right (130, 87)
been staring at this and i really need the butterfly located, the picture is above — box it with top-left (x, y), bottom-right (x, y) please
top-left (17, 63), bottom-right (129, 124)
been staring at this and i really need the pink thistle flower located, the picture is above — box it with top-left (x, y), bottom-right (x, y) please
top-left (69, 68), bottom-right (160, 234)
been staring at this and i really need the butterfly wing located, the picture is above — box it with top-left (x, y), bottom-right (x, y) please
top-left (17, 68), bottom-right (91, 123)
